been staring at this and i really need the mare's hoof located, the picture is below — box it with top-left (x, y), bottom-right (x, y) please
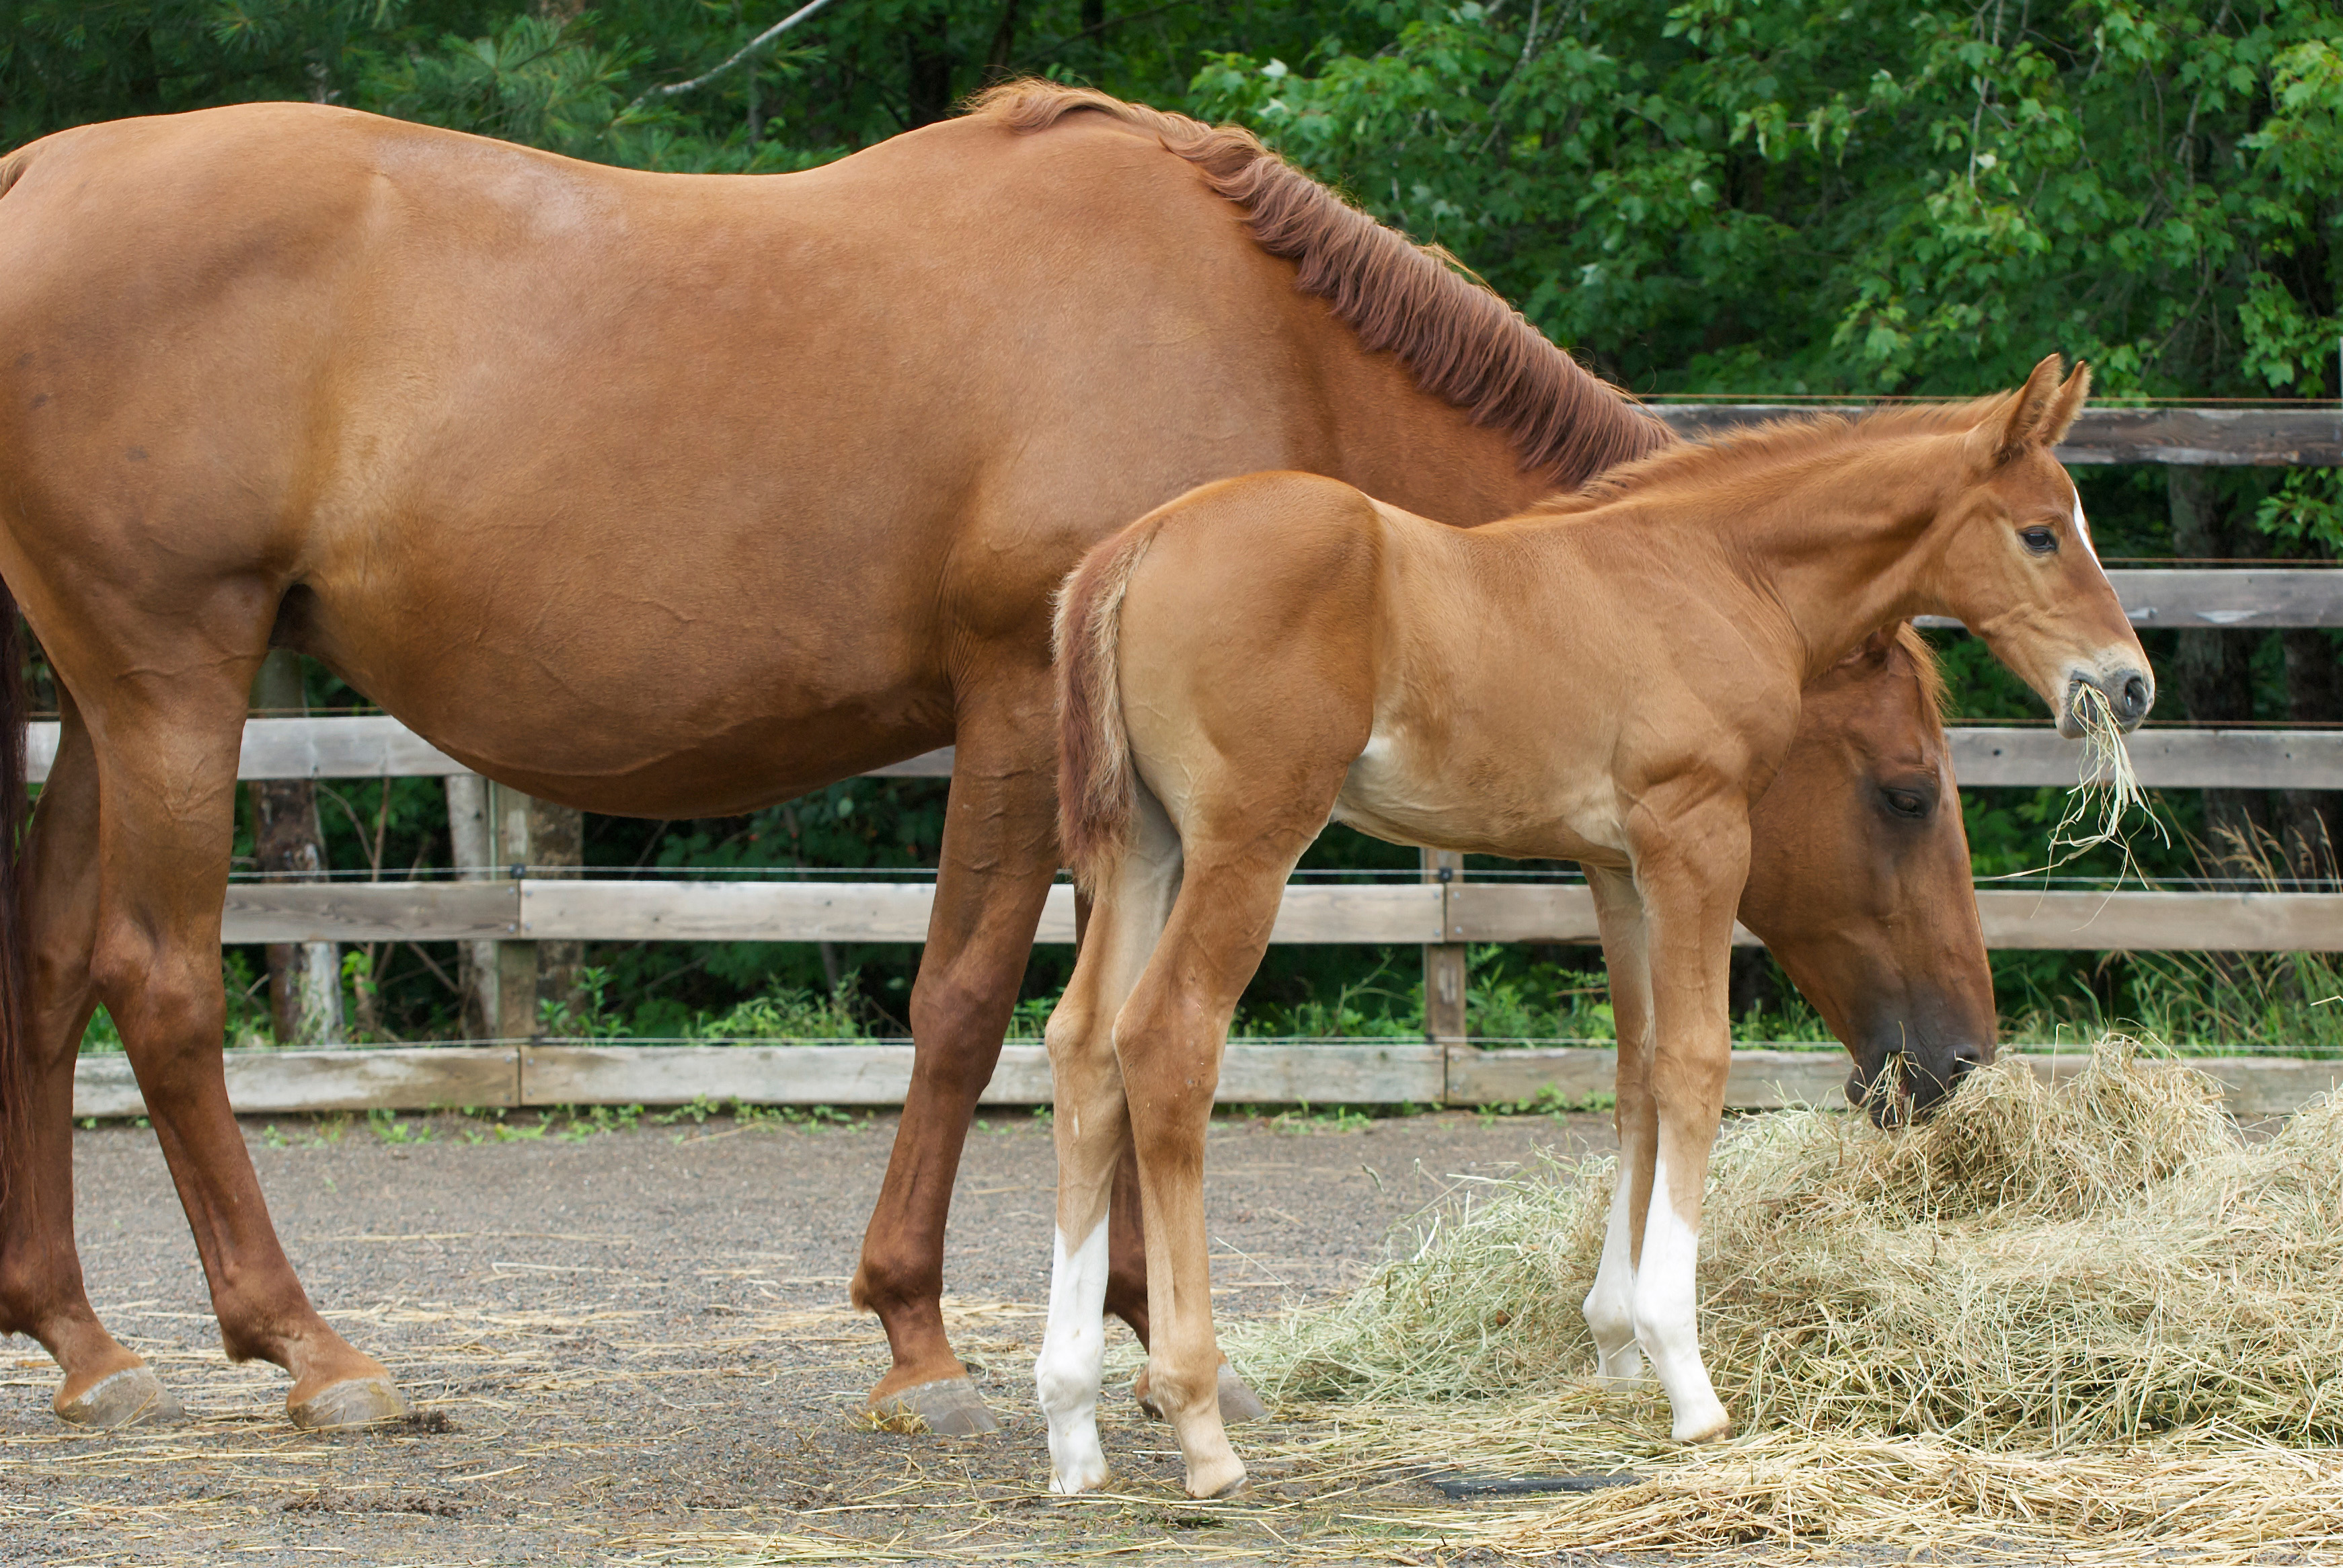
top-left (55, 1366), bottom-right (186, 1429)
top-left (870, 1376), bottom-right (1000, 1438)
top-left (1134, 1364), bottom-right (1269, 1425)
top-left (289, 1377), bottom-right (412, 1431)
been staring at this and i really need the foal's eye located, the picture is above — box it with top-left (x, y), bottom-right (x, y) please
top-left (1881, 787), bottom-right (1931, 820)
top-left (2020, 526), bottom-right (2058, 555)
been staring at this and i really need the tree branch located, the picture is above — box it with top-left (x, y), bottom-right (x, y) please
top-left (624, 0), bottom-right (845, 117)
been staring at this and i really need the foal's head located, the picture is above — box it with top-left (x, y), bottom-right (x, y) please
top-left (1741, 626), bottom-right (1995, 1123)
top-left (1925, 356), bottom-right (2151, 738)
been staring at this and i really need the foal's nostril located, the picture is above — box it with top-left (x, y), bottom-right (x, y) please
top-left (2116, 673), bottom-right (2151, 724)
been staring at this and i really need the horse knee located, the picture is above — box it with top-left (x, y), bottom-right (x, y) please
top-left (87, 929), bottom-right (219, 1052)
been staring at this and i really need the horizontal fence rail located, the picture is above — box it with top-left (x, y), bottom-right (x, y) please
top-left (67, 1042), bottom-right (2343, 1120)
top-left (1651, 403), bottom-right (2343, 466)
top-left (29, 715), bottom-right (2343, 792)
top-left (216, 877), bottom-right (2343, 953)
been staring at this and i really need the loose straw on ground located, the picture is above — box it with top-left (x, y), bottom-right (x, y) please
top-left (1227, 1039), bottom-right (2343, 1560)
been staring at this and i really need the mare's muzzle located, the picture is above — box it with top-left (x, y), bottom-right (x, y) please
top-left (1846, 1038), bottom-right (1987, 1128)
top-left (2063, 667), bottom-right (2153, 734)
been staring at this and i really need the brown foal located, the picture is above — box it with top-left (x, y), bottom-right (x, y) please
top-left (1042, 358), bottom-right (2147, 1497)
top-left (0, 79), bottom-right (1983, 1437)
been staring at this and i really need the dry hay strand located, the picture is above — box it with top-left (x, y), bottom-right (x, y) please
top-left (1227, 1037), bottom-right (2343, 1559)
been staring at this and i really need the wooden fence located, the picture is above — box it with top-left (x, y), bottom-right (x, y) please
top-left (52, 404), bottom-right (2343, 1115)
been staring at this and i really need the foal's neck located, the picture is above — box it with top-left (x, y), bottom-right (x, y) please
top-left (1606, 440), bottom-right (1959, 683)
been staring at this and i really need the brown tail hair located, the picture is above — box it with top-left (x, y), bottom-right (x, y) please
top-left (1053, 518), bottom-right (1165, 890)
top-left (968, 81), bottom-right (1673, 488)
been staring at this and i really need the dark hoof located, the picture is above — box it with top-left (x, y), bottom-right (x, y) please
top-left (289, 1377), bottom-right (413, 1431)
top-left (870, 1375), bottom-right (1000, 1438)
top-left (55, 1366), bottom-right (186, 1429)
top-left (1135, 1364), bottom-right (1268, 1425)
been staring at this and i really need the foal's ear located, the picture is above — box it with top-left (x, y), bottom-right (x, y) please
top-left (1983, 353), bottom-right (2071, 464)
top-left (2036, 358), bottom-right (2091, 446)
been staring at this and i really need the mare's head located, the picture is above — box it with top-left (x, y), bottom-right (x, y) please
top-left (1740, 625), bottom-right (1996, 1123)
top-left (1927, 355), bottom-right (2152, 738)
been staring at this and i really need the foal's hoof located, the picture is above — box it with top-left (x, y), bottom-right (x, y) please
top-left (869, 1375), bottom-right (1001, 1438)
top-left (289, 1377), bottom-right (412, 1431)
top-left (55, 1366), bottom-right (186, 1429)
top-left (1134, 1364), bottom-right (1269, 1425)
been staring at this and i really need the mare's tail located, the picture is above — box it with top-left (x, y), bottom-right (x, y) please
top-left (1053, 519), bottom-right (1165, 892)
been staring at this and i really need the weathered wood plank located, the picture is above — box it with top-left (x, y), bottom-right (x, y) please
top-left (512, 880), bottom-right (1437, 945)
top-left (224, 881), bottom-right (519, 943)
top-left (1972, 890), bottom-right (2343, 951)
top-left (1652, 403), bottom-right (2343, 466)
top-left (1951, 726), bottom-right (2343, 789)
top-left (28, 714), bottom-right (471, 785)
top-left (2105, 569), bottom-right (2343, 629)
top-left (73, 1046), bottom-right (519, 1118)
top-left (518, 1041), bottom-right (1443, 1107)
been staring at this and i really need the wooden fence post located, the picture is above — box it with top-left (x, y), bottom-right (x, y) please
top-left (248, 650), bottom-right (344, 1046)
top-left (1423, 848), bottom-right (1467, 1045)
top-left (443, 773), bottom-right (499, 1039)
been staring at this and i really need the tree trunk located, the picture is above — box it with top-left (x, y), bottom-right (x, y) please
top-left (248, 650), bottom-right (344, 1047)
top-left (2165, 467), bottom-right (2268, 861)
top-left (2280, 627), bottom-right (2342, 876)
top-left (445, 773), bottom-right (498, 1040)
top-left (529, 797), bottom-right (586, 1026)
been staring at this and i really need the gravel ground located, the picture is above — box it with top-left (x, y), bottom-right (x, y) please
top-left (1, 1106), bottom-right (1623, 1566)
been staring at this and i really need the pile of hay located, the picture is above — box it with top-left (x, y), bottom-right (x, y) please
top-left (1229, 1039), bottom-right (2343, 1557)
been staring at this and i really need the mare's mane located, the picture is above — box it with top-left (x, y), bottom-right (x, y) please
top-left (968, 81), bottom-right (1672, 488)
top-left (1532, 398), bottom-right (2009, 517)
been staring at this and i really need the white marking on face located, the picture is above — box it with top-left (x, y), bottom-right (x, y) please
top-left (1631, 1154), bottom-right (1729, 1443)
top-left (1582, 1162), bottom-right (1643, 1383)
top-left (1035, 1220), bottom-right (1112, 1493)
top-left (2072, 487), bottom-right (2100, 564)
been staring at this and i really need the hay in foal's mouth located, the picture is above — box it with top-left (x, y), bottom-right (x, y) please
top-left (1227, 1040), bottom-right (2343, 1560)
top-left (2008, 680), bottom-right (2168, 880)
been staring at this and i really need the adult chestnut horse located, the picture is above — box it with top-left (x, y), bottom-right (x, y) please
top-left (1040, 361), bottom-right (2148, 1497)
top-left (0, 83), bottom-right (1988, 1434)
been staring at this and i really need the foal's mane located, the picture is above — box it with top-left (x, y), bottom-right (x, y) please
top-left (1531, 398), bottom-right (2007, 516)
top-left (968, 81), bottom-right (1672, 487)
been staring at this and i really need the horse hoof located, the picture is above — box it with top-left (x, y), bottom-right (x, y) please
top-left (1216, 1364), bottom-right (1269, 1424)
top-left (1191, 1466), bottom-right (1249, 1499)
top-left (55, 1366), bottom-right (186, 1429)
top-left (1135, 1365), bottom-right (1268, 1425)
top-left (289, 1377), bottom-right (412, 1431)
top-left (870, 1376), bottom-right (1000, 1438)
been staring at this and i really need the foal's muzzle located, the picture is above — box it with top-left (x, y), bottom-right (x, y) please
top-left (2063, 668), bottom-right (2153, 735)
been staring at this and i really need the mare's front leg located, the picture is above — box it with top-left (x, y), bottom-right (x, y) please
top-left (852, 685), bottom-right (1059, 1436)
top-left (1580, 866), bottom-right (1656, 1387)
top-left (85, 683), bottom-right (406, 1427)
top-left (0, 694), bottom-right (184, 1425)
top-left (1036, 789), bottom-right (1181, 1493)
top-left (1621, 801), bottom-right (1746, 1444)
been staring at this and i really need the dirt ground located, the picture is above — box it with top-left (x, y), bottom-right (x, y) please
top-left (1, 1105), bottom-right (1628, 1566)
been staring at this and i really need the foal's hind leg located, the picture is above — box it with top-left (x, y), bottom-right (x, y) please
top-left (1036, 788), bottom-right (1180, 1493)
top-left (0, 694), bottom-right (184, 1426)
top-left (82, 680), bottom-right (407, 1428)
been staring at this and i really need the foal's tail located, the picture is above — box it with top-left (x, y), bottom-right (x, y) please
top-left (0, 581), bottom-right (30, 1197)
top-left (1054, 518), bottom-right (1165, 892)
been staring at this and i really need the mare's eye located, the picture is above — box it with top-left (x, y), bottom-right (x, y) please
top-left (1881, 787), bottom-right (1931, 821)
top-left (2020, 526), bottom-right (2058, 555)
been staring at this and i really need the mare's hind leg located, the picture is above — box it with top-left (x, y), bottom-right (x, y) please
top-left (1036, 787), bottom-right (1180, 1493)
top-left (82, 678), bottom-right (406, 1428)
top-left (1582, 866), bottom-right (1655, 1386)
top-left (0, 693), bottom-right (184, 1425)
top-left (853, 685), bottom-right (1059, 1436)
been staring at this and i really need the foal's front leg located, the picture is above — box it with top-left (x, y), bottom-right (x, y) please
top-left (1621, 811), bottom-right (1744, 1444)
top-left (1581, 867), bottom-right (1656, 1387)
